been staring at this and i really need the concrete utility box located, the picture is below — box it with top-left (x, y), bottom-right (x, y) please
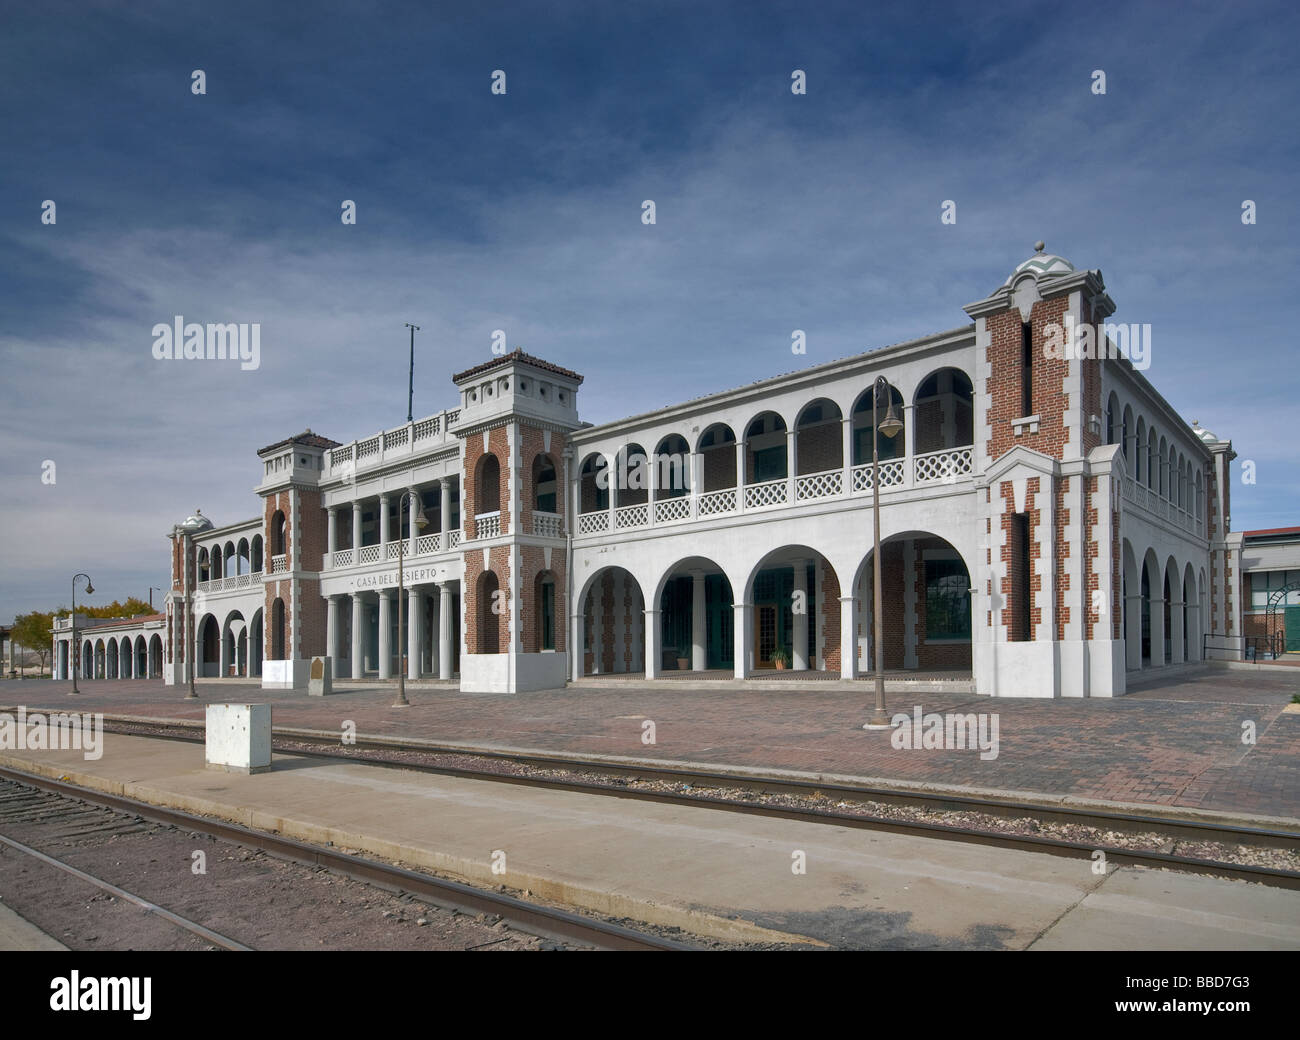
top-left (205, 703), bottom-right (272, 774)
top-left (308, 656), bottom-right (332, 696)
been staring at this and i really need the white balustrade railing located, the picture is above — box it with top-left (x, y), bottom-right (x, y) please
top-left (851, 459), bottom-right (905, 492)
top-left (615, 503), bottom-right (649, 529)
top-left (332, 549), bottom-right (353, 568)
top-left (914, 446), bottom-right (973, 485)
top-left (578, 511), bottom-right (609, 534)
top-left (385, 541), bottom-right (404, 560)
top-left (744, 478), bottom-right (788, 509)
top-left (532, 512), bottom-right (563, 538)
top-left (356, 436), bottom-right (380, 460)
top-left (795, 469), bottom-right (842, 501)
top-left (413, 417), bottom-right (440, 441)
top-left (270, 554), bottom-right (288, 573)
top-left (383, 427), bottom-right (409, 450)
top-left (697, 489), bottom-right (737, 516)
top-left (654, 496), bottom-right (691, 523)
top-left (474, 512), bottom-right (501, 539)
top-left (448, 530), bottom-right (461, 548)
top-left (358, 545), bottom-right (381, 565)
top-left (415, 533), bottom-right (441, 555)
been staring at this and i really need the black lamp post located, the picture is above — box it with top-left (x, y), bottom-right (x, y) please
top-left (865, 376), bottom-right (903, 729)
top-left (70, 573), bottom-right (93, 694)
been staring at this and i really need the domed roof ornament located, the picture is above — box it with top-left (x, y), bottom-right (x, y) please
top-left (1004, 243), bottom-right (1076, 286)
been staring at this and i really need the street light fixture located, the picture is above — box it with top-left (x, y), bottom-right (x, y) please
top-left (178, 509), bottom-right (213, 701)
top-left (394, 490), bottom-right (429, 707)
top-left (865, 376), bottom-right (903, 730)
top-left (70, 573), bottom-right (93, 695)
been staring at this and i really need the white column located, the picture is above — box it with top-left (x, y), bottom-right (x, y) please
top-left (327, 595), bottom-right (340, 677)
top-left (841, 417), bottom-right (854, 492)
top-left (351, 594), bottom-right (363, 678)
top-left (689, 451), bottom-right (702, 518)
top-left (786, 427), bottom-right (798, 503)
top-left (643, 608), bottom-right (660, 680)
top-left (571, 612), bottom-right (584, 680)
top-left (691, 571), bottom-right (707, 671)
top-left (352, 501), bottom-right (363, 553)
top-left (792, 560), bottom-right (809, 670)
top-left (440, 478), bottom-right (452, 537)
top-left (1171, 589), bottom-right (1185, 666)
top-left (1125, 592), bottom-right (1142, 670)
top-left (408, 586), bottom-right (420, 680)
top-left (327, 507), bottom-right (337, 563)
top-left (219, 624), bottom-right (230, 677)
top-left (735, 440), bottom-right (747, 511)
top-left (379, 494), bottom-right (390, 547)
top-left (378, 590), bottom-right (392, 678)
top-left (732, 601), bottom-right (749, 678)
top-left (438, 582), bottom-right (453, 680)
top-left (407, 488), bottom-right (418, 552)
top-left (840, 595), bottom-right (857, 679)
top-left (903, 403), bottom-right (916, 487)
top-left (902, 540), bottom-right (919, 670)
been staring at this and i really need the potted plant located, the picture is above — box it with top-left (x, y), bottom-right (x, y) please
top-left (675, 648), bottom-right (690, 670)
top-left (772, 648), bottom-right (790, 671)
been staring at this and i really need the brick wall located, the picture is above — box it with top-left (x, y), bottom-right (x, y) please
top-left (463, 426), bottom-right (511, 536)
top-left (463, 545), bottom-right (510, 653)
top-left (985, 295), bottom-right (1071, 463)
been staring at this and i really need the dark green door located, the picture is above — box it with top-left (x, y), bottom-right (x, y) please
top-left (1286, 606), bottom-right (1300, 652)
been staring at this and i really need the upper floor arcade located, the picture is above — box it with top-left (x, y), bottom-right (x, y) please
top-left (569, 326), bottom-right (980, 543)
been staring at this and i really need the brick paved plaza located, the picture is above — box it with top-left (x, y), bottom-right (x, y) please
top-left (3, 666), bottom-right (1297, 820)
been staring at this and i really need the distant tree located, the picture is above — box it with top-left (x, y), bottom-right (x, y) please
top-left (11, 612), bottom-right (53, 675)
top-left (54, 597), bottom-right (155, 620)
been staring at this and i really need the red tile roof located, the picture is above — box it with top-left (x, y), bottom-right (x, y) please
top-left (453, 350), bottom-right (583, 384)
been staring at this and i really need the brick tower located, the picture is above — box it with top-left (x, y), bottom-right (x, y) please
top-left (453, 351), bottom-right (583, 693)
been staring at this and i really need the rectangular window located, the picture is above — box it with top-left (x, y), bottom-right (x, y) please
top-left (541, 582), bottom-right (555, 650)
top-left (754, 446), bottom-right (786, 483)
top-left (1021, 322), bottom-right (1033, 418)
top-left (1011, 513), bottom-right (1031, 641)
top-left (925, 560), bottom-right (971, 640)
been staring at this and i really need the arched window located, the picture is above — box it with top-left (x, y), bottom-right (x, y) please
top-left (476, 454), bottom-right (501, 515)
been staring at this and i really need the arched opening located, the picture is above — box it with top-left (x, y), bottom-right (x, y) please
top-left (270, 511), bottom-right (287, 559)
top-left (532, 571), bottom-right (559, 652)
top-left (613, 443), bottom-right (649, 509)
top-left (149, 634), bottom-right (163, 678)
top-left (1135, 417), bottom-right (1146, 483)
top-left (696, 424), bottom-right (737, 512)
top-left (198, 546), bottom-right (211, 583)
top-left (851, 383), bottom-right (905, 469)
top-left (107, 638), bottom-right (119, 679)
top-left (198, 614), bottom-right (220, 677)
top-left (224, 611), bottom-right (247, 677)
top-left (580, 567), bottom-right (647, 675)
top-left (531, 453), bottom-right (559, 515)
top-left (94, 639), bottom-right (106, 679)
top-left (251, 534), bottom-right (264, 573)
top-left (223, 540), bottom-right (236, 577)
top-left (854, 533), bottom-right (972, 675)
top-left (743, 412), bottom-right (788, 507)
top-left (1122, 405), bottom-right (1134, 463)
top-left (1163, 567), bottom-right (1173, 664)
top-left (744, 547), bottom-right (838, 673)
top-left (1183, 562), bottom-right (1196, 662)
top-left (579, 453), bottom-right (610, 520)
top-left (794, 399), bottom-right (843, 479)
top-left (1146, 429), bottom-right (1158, 491)
top-left (653, 434), bottom-right (691, 499)
top-left (1106, 392), bottom-right (1121, 445)
top-left (475, 453), bottom-right (501, 516)
top-left (237, 537), bottom-right (250, 576)
top-left (82, 641), bottom-right (93, 679)
top-left (913, 369), bottom-right (974, 453)
top-left (271, 599), bottom-right (286, 660)
top-left (476, 570), bottom-right (504, 654)
top-left (248, 610), bottom-right (263, 677)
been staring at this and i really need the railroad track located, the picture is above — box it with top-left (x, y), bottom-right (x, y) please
top-left (0, 767), bottom-right (692, 951)
top-left (79, 714), bottom-right (1300, 890)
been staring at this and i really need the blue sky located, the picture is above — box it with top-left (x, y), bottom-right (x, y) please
top-left (1, 0), bottom-right (1297, 621)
